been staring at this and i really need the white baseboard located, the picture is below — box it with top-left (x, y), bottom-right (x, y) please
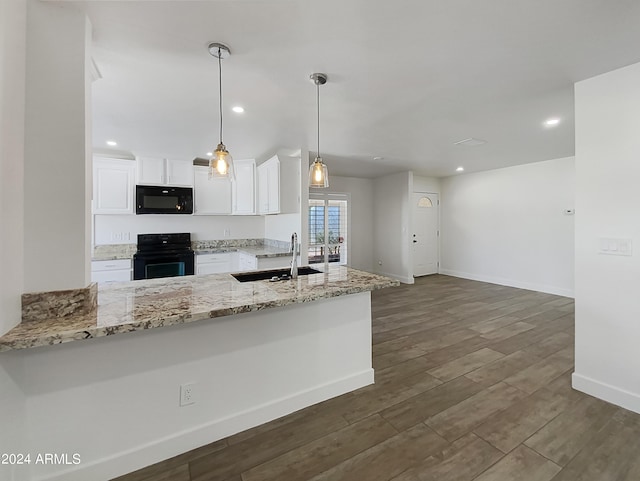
top-left (377, 270), bottom-right (414, 284)
top-left (41, 369), bottom-right (375, 481)
top-left (439, 268), bottom-right (574, 298)
top-left (572, 372), bottom-right (640, 414)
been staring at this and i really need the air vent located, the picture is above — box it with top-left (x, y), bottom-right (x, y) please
top-left (193, 157), bottom-right (209, 167)
top-left (453, 138), bottom-right (487, 147)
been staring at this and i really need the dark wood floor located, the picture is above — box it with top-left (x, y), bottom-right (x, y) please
top-left (114, 275), bottom-right (640, 481)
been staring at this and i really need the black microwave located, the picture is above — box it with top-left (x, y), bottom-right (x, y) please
top-left (136, 185), bottom-right (193, 214)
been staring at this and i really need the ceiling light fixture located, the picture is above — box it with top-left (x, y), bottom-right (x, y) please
top-left (106, 140), bottom-right (117, 146)
top-left (208, 42), bottom-right (234, 180)
top-left (206, 152), bottom-right (213, 157)
top-left (456, 166), bottom-right (464, 172)
top-left (309, 73), bottom-right (329, 188)
top-left (544, 118), bottom-right (561, 127)
top-left (232, 106), bottom-right (244, 113)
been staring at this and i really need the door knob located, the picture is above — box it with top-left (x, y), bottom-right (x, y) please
top-left (413, 240), bottom-right (417, 243)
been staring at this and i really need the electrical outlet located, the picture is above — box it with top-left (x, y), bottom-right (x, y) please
top-left (223, 228), bottom-right (231, 237)
top-left (180, 383), bottom-right (197, 407)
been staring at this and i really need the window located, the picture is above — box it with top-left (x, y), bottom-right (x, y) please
top-left (308, 194), bottom-right (348, 265)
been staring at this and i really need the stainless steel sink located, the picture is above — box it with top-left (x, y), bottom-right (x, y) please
top-left (232, 266), bottom-right (321, 283)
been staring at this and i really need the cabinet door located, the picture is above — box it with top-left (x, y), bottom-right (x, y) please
top-left (257, 163), bottom-right (269, 214)
top-left (93, 158), bottom-right (135, 214)
top-left (166, 159), bottom-right (193, 187)
top-left (197, 262), bottom-right (229, 275)
top-left (238, 253), bottom-right (257, 271)
top-left (232, 159), bottom-right (256, 215)
top-left (193, 166), bottom-right (232, 215)
top-left (91, 269), bottom-right (131, 283)
top-left (266, 160), bottom-right (280, 214)
top-left (137, 157), bottom-right (165, 185)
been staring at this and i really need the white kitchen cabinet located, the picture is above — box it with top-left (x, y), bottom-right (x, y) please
top-left (137, 157), bottom-right (193, 186)
top-left (193, 166), bottom-right (232, 215)
top-left (196, 252), bottom-right (235, 275)
top-left (238, 252), bottom-right (258, 271)
top-left (91, 259), bottom-right (132, 283)
top-left (166, 159), bottom-right (194, 186)
top-left (257, 156), bottom-right (280, 214)
top-left (257, 154), bottom-right (301, 215)
top-left (232, 159), bottom-right (256, 215)
top-left (93, 157), bottom-right (136, 215)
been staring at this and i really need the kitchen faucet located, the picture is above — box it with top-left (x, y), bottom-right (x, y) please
top-left (290, 232), bottom-right (298, 279)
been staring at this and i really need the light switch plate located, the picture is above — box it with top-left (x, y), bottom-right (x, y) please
top-left (599, 238), bottom-right (633, 256)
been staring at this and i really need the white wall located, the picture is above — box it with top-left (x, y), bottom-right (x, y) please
top-left (373, 171), bottom-right (413, 283)
top-left (440, 157), bottom-right (575, 297)
top-left (413, 175), bottom-right (441, 194)
top-left (0, 0), bottom-right (26, 336)
top-left (324, 176), bottom-right (375, 272)
top-left (2, 293), bottom-right (372, 481)
top-left (0, 1), bottom-right (28, 477)
top-left (572, 61), bottom-right (640, 414)
top-left (94, 215), bottom-right (265, 244)
top-left (23, 0), bottom-right (91, 292)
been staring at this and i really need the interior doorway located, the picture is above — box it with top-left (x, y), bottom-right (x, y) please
top-left (412, 192), bottom-right (439, 276)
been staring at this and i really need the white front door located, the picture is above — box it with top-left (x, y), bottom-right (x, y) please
top-left (412, 192), bottom-right (439, 277)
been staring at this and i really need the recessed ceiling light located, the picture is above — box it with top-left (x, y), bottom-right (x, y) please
top-left (453, 138), bottom-right (487, 147)
top-left (456, 167), bottom-right (464, 172)
top-left (232, 106), bottom-right (244, 113)
top-left (106, 140), bottom-right (117, 146)
top-left (206, 152), bottom-right (213, 157)
top-left (544, 118), bottom-right (561, 127)
top-left (373, 156), bottom-right (384, 161)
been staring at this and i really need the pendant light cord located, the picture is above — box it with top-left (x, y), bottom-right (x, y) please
top-left (218, 47), bottom-right (223, 144)
top-left (316, 80), bottom-right (320, 159)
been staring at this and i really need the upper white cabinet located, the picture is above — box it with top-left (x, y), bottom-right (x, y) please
top-left (93, 157), bottom-right (136, 214)
top-left (137, 157), bottom-right (193, 187)
top-left (232, 159), bottom-right (256, 215)
top-left (166, 159), bottom-right (194, 186)
top-left (257, 156), bottom-right (280, 214)
top-left (193, 166), bottom-right (232, 215)
top-left (257, 154), bottom-right (300, 215)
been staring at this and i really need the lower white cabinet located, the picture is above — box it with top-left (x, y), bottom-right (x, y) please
top-left (91, 259), bottom-right (132, 283)
top-left (196, 252), bottom-right (235, 275)
top-left (238, 252), bottom-right (258, 271)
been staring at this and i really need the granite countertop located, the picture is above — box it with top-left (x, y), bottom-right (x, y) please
top-left (93, 246), bottom-right (291, 261)
top-left (184, 246), bottom-right (292, 258)
top-left (0, 266), bottom-right (399, 352)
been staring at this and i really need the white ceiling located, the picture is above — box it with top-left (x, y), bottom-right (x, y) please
top-left (80, 0), bottom-right (640, 178)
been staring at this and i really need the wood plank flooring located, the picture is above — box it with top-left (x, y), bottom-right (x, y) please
top-left (113, 275), bottom-right (640, 481)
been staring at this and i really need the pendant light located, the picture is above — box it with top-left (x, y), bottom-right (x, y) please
top-left (309, 73), bottom-right (329, 188)
top-left (208, 42), bottom-right (235, 180)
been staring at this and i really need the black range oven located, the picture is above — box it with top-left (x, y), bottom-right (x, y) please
top-left (133, 233), bottom-right (195, 280)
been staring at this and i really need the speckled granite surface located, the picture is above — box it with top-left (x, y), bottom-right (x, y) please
top-left (0, 266), bottom-right (399, 352)
top-left (22, 283), bottom-right (98, 322)
top-left (92, 244), bottom-right (137, 261)
top-left (92, 239), bottom-right (291, 260)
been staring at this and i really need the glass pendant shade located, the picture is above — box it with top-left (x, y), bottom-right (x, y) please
top-left (209, 143), bottom-right (235, 180)
top-left (309, 157), bottom-right (329, 188)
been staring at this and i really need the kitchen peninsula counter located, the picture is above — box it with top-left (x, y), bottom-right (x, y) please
top-left (0, 266), bottom-right (398, 352)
